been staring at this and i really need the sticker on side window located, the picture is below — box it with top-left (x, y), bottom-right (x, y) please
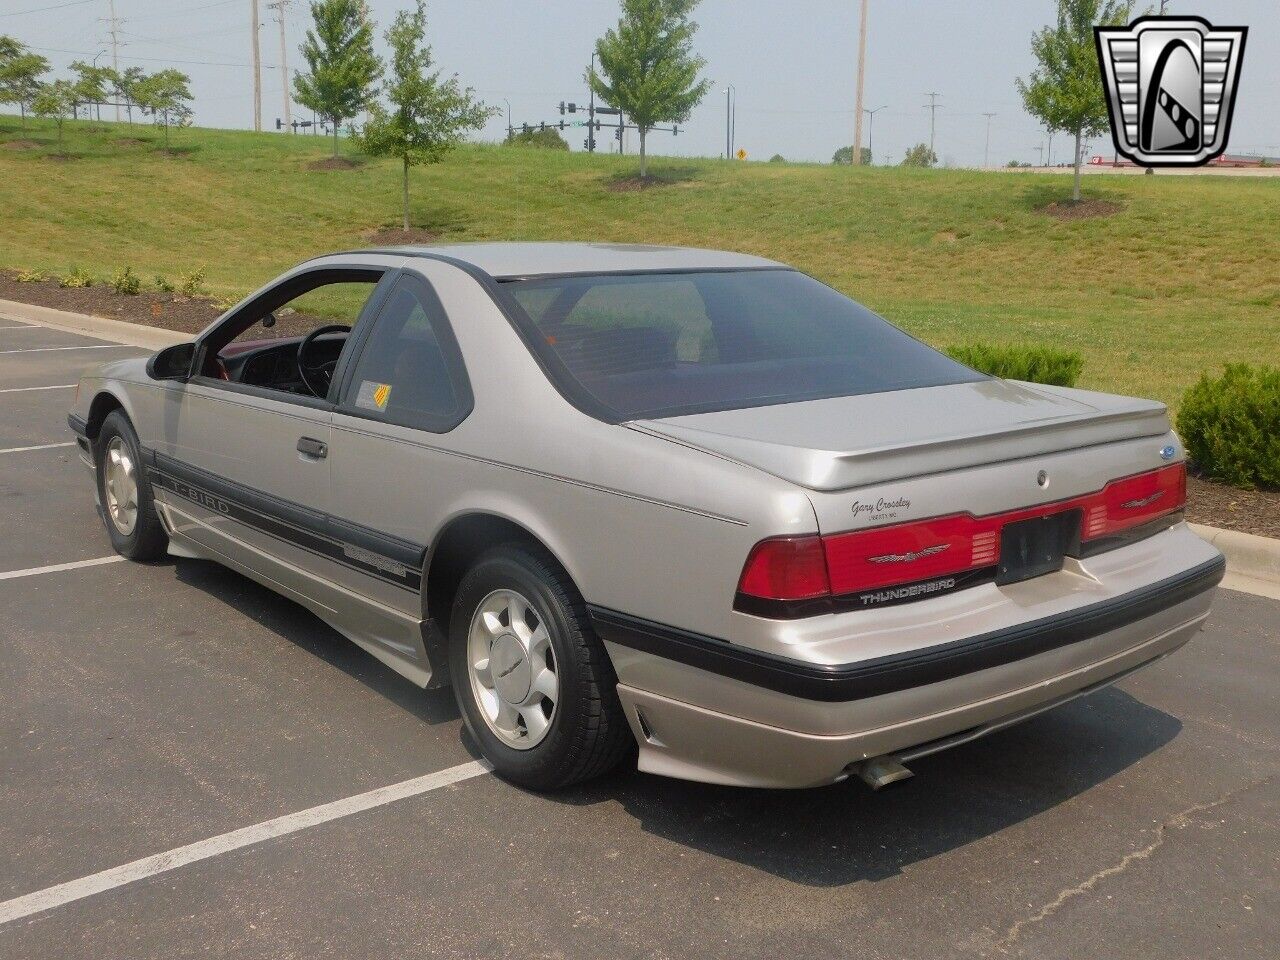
top-left (355, 380), bottom-right (392, 412)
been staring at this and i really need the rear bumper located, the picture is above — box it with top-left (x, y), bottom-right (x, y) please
top-left (593, 554), bottom-right (1223, 788)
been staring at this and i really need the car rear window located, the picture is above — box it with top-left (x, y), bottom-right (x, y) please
top-left (502, 269), bottom-right (983, 420)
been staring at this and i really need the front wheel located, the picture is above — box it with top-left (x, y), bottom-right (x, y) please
top-left (95, 410), bottom-right (168, 560)
top-left (448, 543), bottom-right (633, 790)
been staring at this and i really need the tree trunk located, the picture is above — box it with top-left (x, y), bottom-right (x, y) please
top-left (333, 121), bottom-right (339, 157)
top-left (19, 102), bottom-right (25, 128)
top-left (163, 111), bottom-right (170, 149)
top-left (1072, 128), bottom-right (1083, 203)
top-left (639, 128), bottom-right (647, 178)
top-left (402, 156), bottom-right (410, 231)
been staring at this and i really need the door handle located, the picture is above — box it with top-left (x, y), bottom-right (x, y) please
top-left (297, 436), bottom-right (328, 459)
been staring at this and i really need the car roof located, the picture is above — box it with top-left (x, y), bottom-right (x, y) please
top-left (346, 241), bottom-right (786, 280)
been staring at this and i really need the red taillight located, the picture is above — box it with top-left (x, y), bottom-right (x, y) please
top-left (1081, 463), bottom-right (1186, 540)
top-left (737, 535), bottom-right (831, 600)
top-left (736, 464), bottom-right (1186, 612)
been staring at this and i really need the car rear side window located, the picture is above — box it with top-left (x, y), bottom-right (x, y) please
top-left (341, 274), bottom-right (471, 432)
top-left (502, 269), bottom-right (983, 421)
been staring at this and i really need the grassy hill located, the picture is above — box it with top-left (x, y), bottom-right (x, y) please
top-left (1, 117), bottom-right (1276, 408)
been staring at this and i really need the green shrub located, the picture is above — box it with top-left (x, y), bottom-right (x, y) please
top-left (109, 266), bottom-right (141, 295)
top-left (153, 274), bottom-right (175, 293)
top-left (1175, 364), bottom-right (1280, 490)
top-left (15, 268), bottom-right (47, 283)
top-left (944, 343), bottom-right (1084, 387)
top-left (178, 268), bottom-right (207, 297)
top-left (59, 266), bottom-right (93, 289)
top-left (503, 127), bottom-right (569, 150)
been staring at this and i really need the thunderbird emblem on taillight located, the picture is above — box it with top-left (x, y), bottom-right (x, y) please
top-left (867, 544), bottom-right (950, 564)
top-left (1121, 491), bottom-right (1166, 510)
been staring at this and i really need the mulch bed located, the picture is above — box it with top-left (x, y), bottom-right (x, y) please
top-left (2, 139), bottom-right (40, 150)
top-left (0, 271), bottom-right (223, 335)
top-left (307, 156), bottom-right (362, 171)
top-left (1038, 199), bottom-right (1122, 221)
top-left (364, 227), bottom-right (440, 245)
top-left (1186, 475), bottom-right (1280, 540)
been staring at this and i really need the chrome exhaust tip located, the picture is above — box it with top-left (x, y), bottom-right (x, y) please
top-left (853, 756), bottom-right (914, 790)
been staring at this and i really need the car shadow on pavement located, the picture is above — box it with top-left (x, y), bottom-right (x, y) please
top-left (172, 558), bottom-right (461, 727)
top-left (554, 686), bottom-right (1182, 887)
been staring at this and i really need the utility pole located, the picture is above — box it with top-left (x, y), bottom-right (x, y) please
top-left (102, 0), bottom-right (123, 123)
top-left (251, 0), bottom-right (262, 132)
top-left (724, 85), bottom-right (734, 159)
top-left (267, 0), bottom-right (291, 131)
top-left (587, 52), bottom-right (596, 153)
top-left (924, 91), bottom-right (940, 154)
top-left (864, 104), bottom-right (886, 164)
top-left (982, 112), bottom-right (996, 168)
top-left (852, 0), bottom-right (869, 164)
top-left (1035, 142), bottom-right (1045, 166)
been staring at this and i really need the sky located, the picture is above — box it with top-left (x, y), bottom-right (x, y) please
top-left (2, 0), bottom-right (1276, 166)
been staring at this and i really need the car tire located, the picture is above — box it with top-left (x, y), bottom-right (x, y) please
top-left (448, 542), bottom-right (633, 790)
top-left (95, 410), bottom-right (168, 561)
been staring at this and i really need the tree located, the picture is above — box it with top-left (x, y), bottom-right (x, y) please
top-left (356, 2), bottom-right (490, 230)
top-left (1017, 0), bottom-right (1135, 202)
top-left (30, 79), bottom-right (76, 147)
top-left (768, 153), bottom-right (785, 163)
top-left (901, 143), bottom-right (937, 167)
top-left (114, 66), bottom-right (147, 126)
top-left (135, 69), bottom-right (193, 149)
top-left (294, 0), bottom-right (382, 158)
top-left (70, 60), bottom-right (115, 121)
top-left (0, 36), bottom-right (49, 128)
top-left (832, 145), bottom-right (872, 165)
top-left (504, 126), bottom-right (569, 150)
top-left (588, 0), bottom-right (711, 178)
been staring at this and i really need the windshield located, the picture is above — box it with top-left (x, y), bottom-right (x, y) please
top-left (502, 269), bottom-right (983, 421)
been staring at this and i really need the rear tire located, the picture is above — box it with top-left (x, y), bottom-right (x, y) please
top-left (448, 543), bottom-right (633, 790)
top-left (95, 410), bottom-right (168, 561)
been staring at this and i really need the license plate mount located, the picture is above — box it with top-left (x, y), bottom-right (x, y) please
top-left (996, 510), bottom-right (1082, 586)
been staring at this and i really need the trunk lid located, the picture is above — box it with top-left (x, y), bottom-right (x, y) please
top-left (628, 379), bottom-right (1170, 492)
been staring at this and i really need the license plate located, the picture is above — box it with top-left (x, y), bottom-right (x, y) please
top-left (996, 510), bottom-right (1082, 585)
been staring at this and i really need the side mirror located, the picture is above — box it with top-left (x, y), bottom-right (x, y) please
top-left (146, 341), bottom-right (195, 381)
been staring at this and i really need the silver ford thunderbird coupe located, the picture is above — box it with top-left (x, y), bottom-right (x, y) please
top-left (68, 243), bottom-right (1224, 790)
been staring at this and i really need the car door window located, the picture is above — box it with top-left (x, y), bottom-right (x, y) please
top-left (341, 273), bottom-right (472, 432)
top-left (197, 270), bottom-right (385, 402)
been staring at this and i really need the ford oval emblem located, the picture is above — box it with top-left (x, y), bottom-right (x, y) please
top-left (1160, 444), bottom-right (1176, 461)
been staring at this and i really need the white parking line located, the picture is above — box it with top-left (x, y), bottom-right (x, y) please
top-left (0, 345), bottom-right (131, 355)
top-left (0, 384), bottom-right (76, 394)
top-left (0, 442), bottom-right (75, 455)
top-left (0, 556), bottom-right (125, 581)
top-left (0, 324), bottom-right (39, 330)
top-left (0, 759), bottom-right (492, 926)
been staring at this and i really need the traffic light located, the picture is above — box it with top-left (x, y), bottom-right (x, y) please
top-left (672, 125), bottom-right (679, 136)
top-left (615, 126), bottom-right (623, 141)
top-left (558, 101), bottom-right (565, 115)
top-left (275, 118), bottom-right (283, 130)
top-left (567, 102), bottom-right (577, 113)
top-left (558, 120), bottom-right (565, 130)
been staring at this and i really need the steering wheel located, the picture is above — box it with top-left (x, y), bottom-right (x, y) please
top-left (297, 324), bottom-right (351, 398)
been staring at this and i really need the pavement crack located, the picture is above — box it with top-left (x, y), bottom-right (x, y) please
top-left (990, 774), bottom-right (1275, 955)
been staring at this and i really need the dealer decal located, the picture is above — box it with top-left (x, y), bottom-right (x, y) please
top-left (356, 380), bottom-right (392, 412)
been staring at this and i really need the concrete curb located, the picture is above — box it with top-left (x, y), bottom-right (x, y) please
top-left (0, 299), bottom-right (191, 350)
top-left (1190, 523), bottom-right (1280, 601)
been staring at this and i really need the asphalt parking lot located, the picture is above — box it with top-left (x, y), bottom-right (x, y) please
top-left (1, 316), bottom-right (1277, 960)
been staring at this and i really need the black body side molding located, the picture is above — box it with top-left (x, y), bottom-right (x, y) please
top-left (588, 555), bottom-right (1225, 703)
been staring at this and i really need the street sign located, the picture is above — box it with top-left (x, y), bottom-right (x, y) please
top-left (736, 148), bottom-right (748, 161)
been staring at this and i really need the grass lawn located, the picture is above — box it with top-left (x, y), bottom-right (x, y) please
top-left (1, 117), bottom-right (1276, 409)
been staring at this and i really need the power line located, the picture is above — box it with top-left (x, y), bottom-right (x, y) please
top-left (29, 43), bottom-right (272, 68)
top-left (0, 0), bottom-right (96, 17)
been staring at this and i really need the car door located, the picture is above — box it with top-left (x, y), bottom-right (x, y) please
top-left (149, 263), bottom-right (396, 607)
top-left (323, 266), bottom-right (475, 680)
